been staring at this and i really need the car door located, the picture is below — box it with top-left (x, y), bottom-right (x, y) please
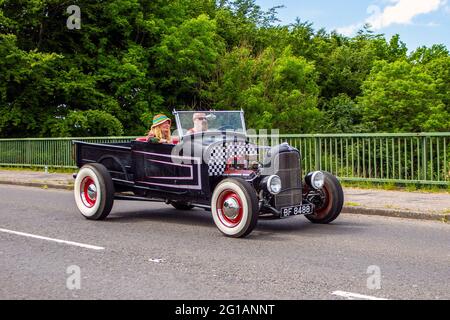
top-left (131, 141), bottom-right (205, 193)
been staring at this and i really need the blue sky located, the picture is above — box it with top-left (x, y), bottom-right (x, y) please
top-left (255, 0), bottom-right (450, 51)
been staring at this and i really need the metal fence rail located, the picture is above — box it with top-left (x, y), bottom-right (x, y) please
top-left (0, 137), bottom-right (135, 168)
top-left (275, 133), bottom-right (449, 186)
top-left (0, 133), bottom-right (449, 185)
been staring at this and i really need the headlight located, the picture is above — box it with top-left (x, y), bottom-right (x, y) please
top-left (267, 175), bottom-right (282, 195)
top-left (306, 171), bottom-right (325, 189)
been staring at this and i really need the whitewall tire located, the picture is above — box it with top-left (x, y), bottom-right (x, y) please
top-left (211, 179), bottom-right (259, 238)
top-left (74, 163), bottom-right (114, 220)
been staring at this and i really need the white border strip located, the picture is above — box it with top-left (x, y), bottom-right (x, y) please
top-left (0, 228), bottom-right (105, 251)
top-left (332, 291), bottom-right (388, 300)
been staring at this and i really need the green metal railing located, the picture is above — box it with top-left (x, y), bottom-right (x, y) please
top-left (272, 133), bottom-right (450, 186)
top-left (0, 137), bottom-right (135, 168)
top-left (0, 133), bottom-right (449, 185)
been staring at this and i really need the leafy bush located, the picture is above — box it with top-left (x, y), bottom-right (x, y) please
top-left (53, 110), bottom-right (124, 137)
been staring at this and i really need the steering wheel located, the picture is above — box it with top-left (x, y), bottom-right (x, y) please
top-left (217, 125), bottom-right (234, 131)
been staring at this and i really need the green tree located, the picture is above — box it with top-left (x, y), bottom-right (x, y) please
top-left (51, 110), bottom-right (124, 137)
top-left (413, 46), bottom-right (450, 113)
top-left (154, 14), bottom-right (225, 108)
top-left (409, 44), bottom-right (449, 64)
top-left (318, 30), bottom-right (406, 101)
top-left (321, 94), bottom-right (363, 133)
top-left (212, 46), bottom-right (322, 133)
top-left (358, 60), bottom-right (449, 132)
top-left (0, 0), bottom-right (449, 137)
top-left (0, 34), bottom-right (61, 137)
top-left (423, 56), bottom-right (450, 111)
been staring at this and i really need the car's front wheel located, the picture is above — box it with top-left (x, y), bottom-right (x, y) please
top-left (306, 172), bottom-right (344, 224)
top-left (74, 163), bottom-right (114, 220)
top-left (211, 178), bottom-right (259, 238)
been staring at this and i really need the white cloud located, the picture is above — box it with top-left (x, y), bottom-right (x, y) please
top-left (336, 0), bottom-right (446, 36)
top-left (336, 23), bottom-right (363, 36)
top-left (367, 0), bottom-right (444, 29)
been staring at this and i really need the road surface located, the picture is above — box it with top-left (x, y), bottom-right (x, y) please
top-left (0, 185), bottom-right (449, 300)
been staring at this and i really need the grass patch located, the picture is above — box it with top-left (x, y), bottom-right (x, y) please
top-left (383, 182), bottom-right (397, 191)
top-left (384, 204), bottom-right (401, 210)
top-left (0, 165), bottom-right (75, 174)
top-left (414, 185), bottom-right (446, 193)
top-left (345, 201), bottom-right (361, 207)
top-left (405, 184), bottom-right (417, 192)
top-left (341, 180), bottom-right (449, 194)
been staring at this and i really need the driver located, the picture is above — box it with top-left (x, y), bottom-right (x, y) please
top-left (186, 112), bottom-right (208, 135)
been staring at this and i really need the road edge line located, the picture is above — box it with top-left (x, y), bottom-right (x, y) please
top-left (332, 290), bottom-right (388, 300)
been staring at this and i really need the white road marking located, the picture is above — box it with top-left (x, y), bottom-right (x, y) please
top-left (0, 227), bottom-right (105, 251)
top-left (332, 290), bottom-right (388, 300)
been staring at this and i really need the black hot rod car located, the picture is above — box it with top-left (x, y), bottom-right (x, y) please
top-left (73, 110), bottom-right (344, 238)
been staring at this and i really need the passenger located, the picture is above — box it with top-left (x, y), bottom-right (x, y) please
top-left (186, 112), bottom-right (208, 135)
top-left (136, 114), bottom-right (172, 143)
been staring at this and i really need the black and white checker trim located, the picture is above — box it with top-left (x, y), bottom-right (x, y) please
top-left (207, 142), bottom-right (258, 176)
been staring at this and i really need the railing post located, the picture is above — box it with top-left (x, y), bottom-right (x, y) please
top-left (422, 136), bottom-right (427, 181)
top-left (315, 137), bottom-right (320, 171)
top-left (26, 140), bottom-right (31, 166)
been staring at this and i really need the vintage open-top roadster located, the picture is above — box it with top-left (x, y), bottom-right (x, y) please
top-left (73, 110), bottom-right (344, 238)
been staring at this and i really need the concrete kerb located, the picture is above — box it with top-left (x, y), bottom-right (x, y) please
top-left (0, 180), bottom-right (73, 191)
top-left (342, 206), bottom-right (447, 222)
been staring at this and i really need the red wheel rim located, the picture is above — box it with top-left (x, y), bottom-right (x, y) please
top-left (80, 176), bottom-right (97, 208)
top-left (216, 190), bottom-right (243, 228)
top-left (314, 186), bottom-right (331, 219)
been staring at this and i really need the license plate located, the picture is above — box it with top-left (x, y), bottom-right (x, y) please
top-left (280, 204), bottom-right (313, 218)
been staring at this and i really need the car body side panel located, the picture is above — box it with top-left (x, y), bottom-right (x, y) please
top-left (131, 141), bottom-right (210, 200)
top-left (74, 141), bottom-right (132, 181)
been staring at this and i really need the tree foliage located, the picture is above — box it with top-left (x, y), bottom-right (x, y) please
top-left (212, 46), bottom-right (320, 132)
top-left (0, 0), bottom-right (448, 137)
top-left (358, 60), bottom-right (449, 132)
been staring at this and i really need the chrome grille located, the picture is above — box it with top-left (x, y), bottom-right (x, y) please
top-left (273, 151), bottom-right (302, 209)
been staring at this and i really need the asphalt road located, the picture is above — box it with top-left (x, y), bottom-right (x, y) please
top-left (0, 184), bottom-right (449, 300)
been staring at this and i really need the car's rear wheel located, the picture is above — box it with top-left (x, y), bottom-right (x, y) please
top-left (306, 172), bottom-right (344, 224)
top-left (211, 178), bottom-right (259, 238)
top-left (74, 163), bottom-right (114, 220)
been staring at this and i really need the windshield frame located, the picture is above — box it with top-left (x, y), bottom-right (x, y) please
top-left (172, 110), bottom-right (247, 138)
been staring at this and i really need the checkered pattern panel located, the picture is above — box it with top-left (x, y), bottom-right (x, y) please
top-left (208, 142), bottom-right (258, 176)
